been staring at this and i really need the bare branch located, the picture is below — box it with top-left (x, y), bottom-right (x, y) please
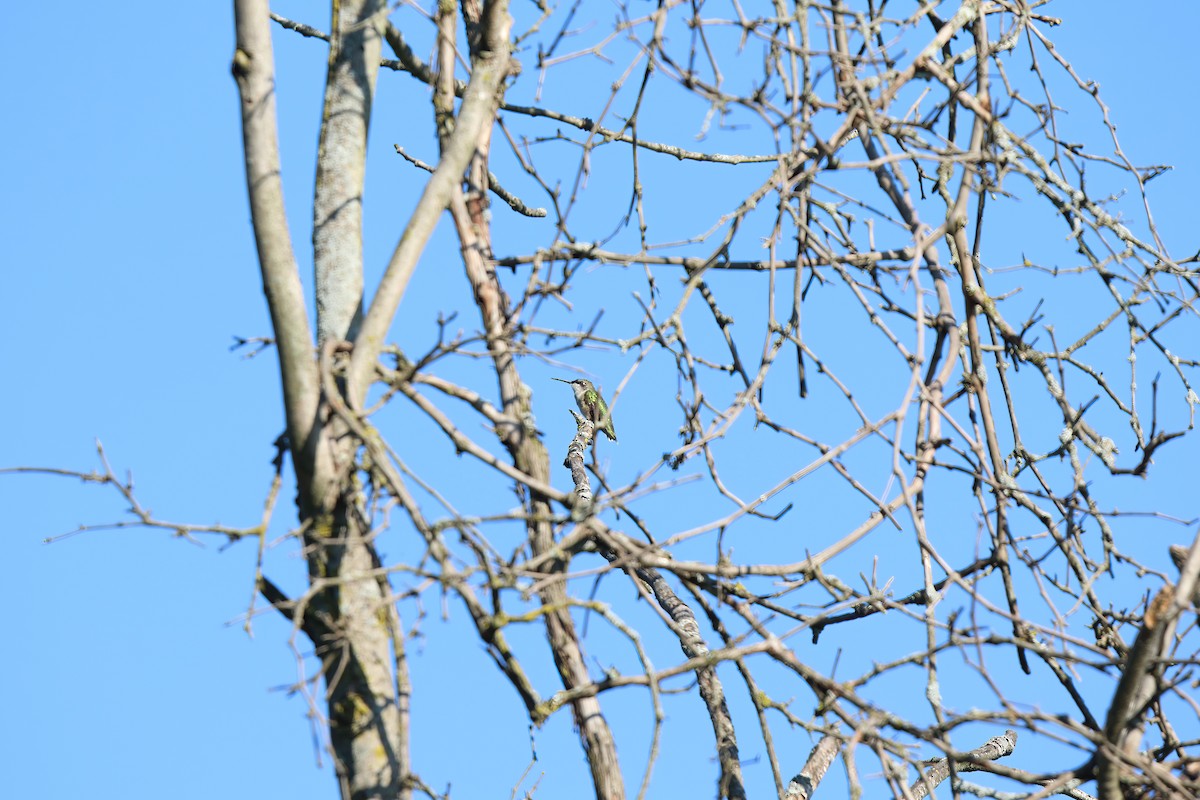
top-left (231, 0), bottom-right (319, 467)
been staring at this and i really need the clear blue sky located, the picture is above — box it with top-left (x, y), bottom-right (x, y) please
top-left (4, 3), bottom-right (1198, 798)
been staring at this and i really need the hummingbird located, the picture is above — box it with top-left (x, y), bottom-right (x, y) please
top-left (553, 378), bottom-right (617, 442)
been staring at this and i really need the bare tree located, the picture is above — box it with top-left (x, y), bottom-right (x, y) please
top-left (16, 1), bottom-right (1200, 799)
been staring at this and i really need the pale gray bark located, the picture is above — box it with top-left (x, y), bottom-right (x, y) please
top-left (231, 0), bottom-right (318, 470)
top-left (234, 3), bottom-right (408, 798)
top-left (313, 0), bottom-right (385, 344)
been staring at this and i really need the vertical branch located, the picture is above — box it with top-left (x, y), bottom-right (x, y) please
top-left (303, 347), bottom-right (406, 800)
top-left (442, 1), bottom-right (625, 795)
top-left (947, 9), bottom-right (1030, 674)
top-left (314, 0), bottom-right (387, 344)
top-left (231, 0), bottom-right (319, 474)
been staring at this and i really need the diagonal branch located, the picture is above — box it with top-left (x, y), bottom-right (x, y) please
top-left (347, 0), bottom-right (514, 405)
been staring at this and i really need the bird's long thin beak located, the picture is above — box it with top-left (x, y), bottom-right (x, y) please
top-left (552, 377), bottom-right (571, 383)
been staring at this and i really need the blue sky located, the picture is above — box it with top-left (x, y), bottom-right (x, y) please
top-left (4, 3), bottom-right (1199, 798)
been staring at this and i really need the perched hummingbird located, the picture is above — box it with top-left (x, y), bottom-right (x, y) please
top-left (553, 378), bottom-right (618, 442)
